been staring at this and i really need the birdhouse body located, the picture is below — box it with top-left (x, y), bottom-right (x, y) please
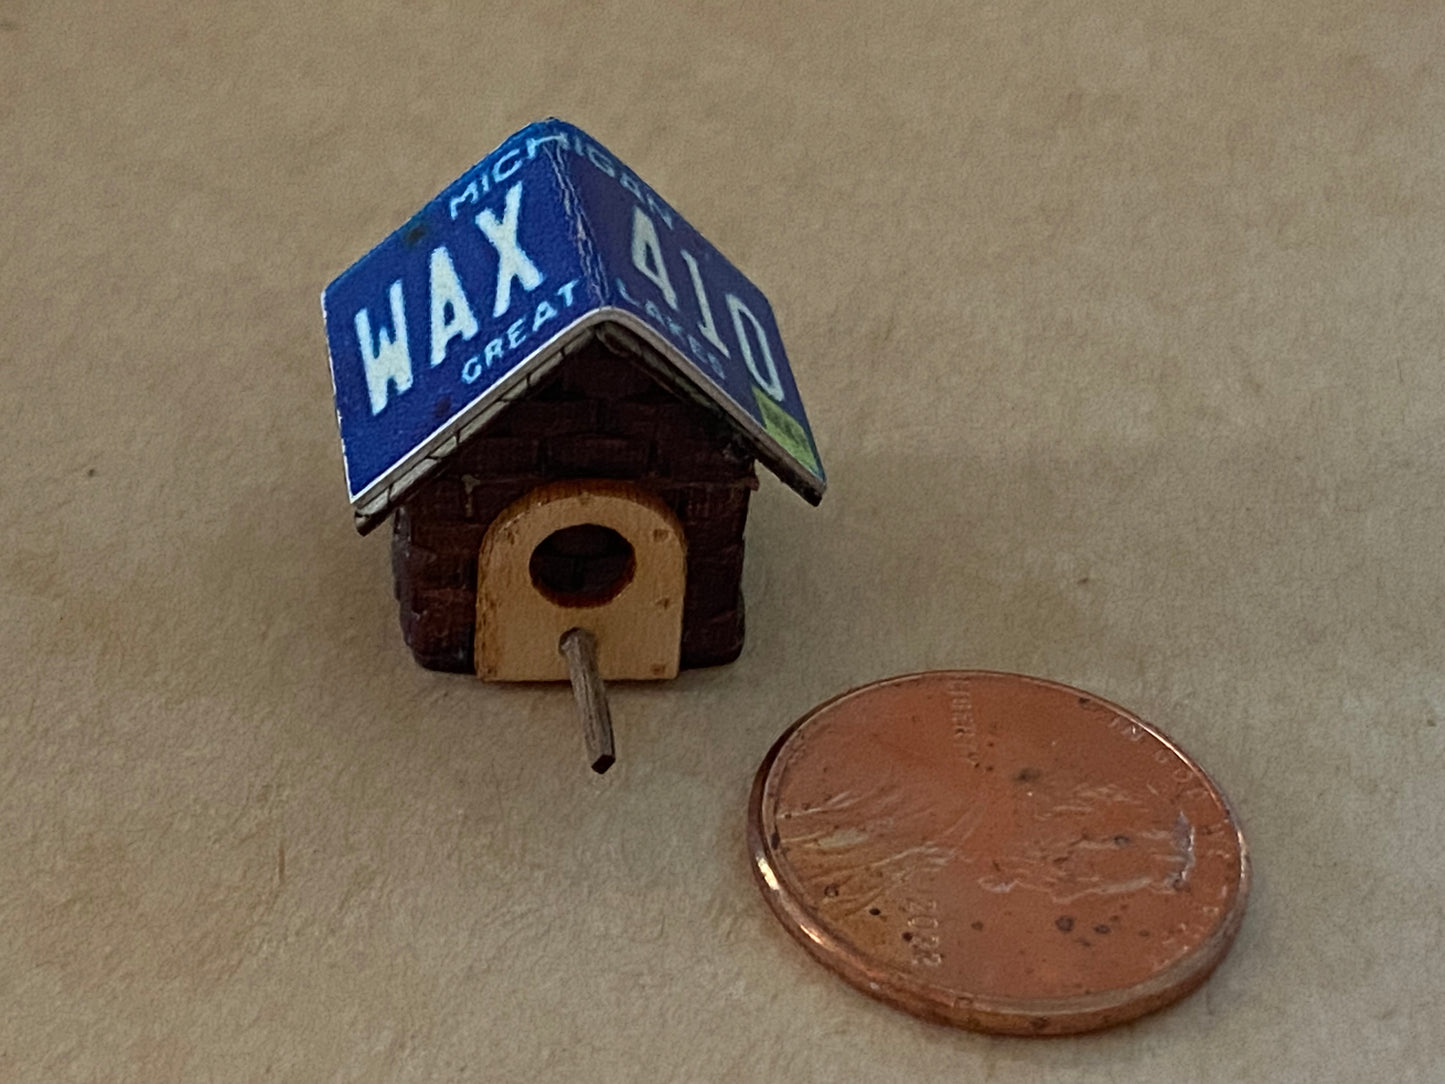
top-left (393, 342), bottom-right (756, 675)
top-left (323, 119), bottom-right (824, 679)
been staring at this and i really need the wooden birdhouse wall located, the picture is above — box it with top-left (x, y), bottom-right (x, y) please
top-left (390, 338), bottom-right (758, 674)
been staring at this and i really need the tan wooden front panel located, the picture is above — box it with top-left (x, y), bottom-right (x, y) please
top-left (474, 480), bottom-right (686, 682)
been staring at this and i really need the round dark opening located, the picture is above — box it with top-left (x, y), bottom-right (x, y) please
top-left (529, 524), bottom-right (636, 608)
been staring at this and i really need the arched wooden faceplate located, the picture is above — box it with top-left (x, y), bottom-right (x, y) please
top-left (475, 480), bottom-right (686, 682)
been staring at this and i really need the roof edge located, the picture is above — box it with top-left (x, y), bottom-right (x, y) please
top-left (350, 309), bottom-right (826, 534)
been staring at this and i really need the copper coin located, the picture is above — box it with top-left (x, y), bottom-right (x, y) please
top-left (748, 671), bottom-right (1250, 1035)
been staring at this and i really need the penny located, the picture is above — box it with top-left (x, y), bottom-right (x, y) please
top-left (747, 671), bottom-right (1250, 1035)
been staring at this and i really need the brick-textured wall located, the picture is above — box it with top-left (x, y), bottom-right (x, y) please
top-left (392, 339), bottom-right (758, 673)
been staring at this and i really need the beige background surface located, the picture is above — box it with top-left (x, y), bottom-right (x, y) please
top-left (3, 2), bottom-right (1443, 1081)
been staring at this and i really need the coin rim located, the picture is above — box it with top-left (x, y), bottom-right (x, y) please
top-left (747, 670), bottom-right (1252, 1036)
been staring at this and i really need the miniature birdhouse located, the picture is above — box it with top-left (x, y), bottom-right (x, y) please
top-left (321, 119), bottom-right (824, 720)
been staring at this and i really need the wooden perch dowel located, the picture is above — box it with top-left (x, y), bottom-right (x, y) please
top-left (559, 627), bottom-right (616, 774)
